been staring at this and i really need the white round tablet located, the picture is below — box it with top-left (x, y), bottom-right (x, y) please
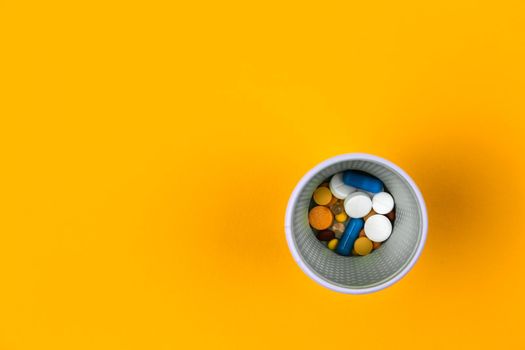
top-left (372, 192), bottom-right (395, 215)
top-left (329, 173), bottom-right (356, 199)
top-left (364, 215), bottom-right (392, 242)
top-left (344, 192), bottom-right (372, 218)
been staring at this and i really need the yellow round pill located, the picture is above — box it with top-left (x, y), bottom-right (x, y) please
top-left (328, 239), bottom-right (338, 250)
top-left (354, 237), bottom-right (373, 256)
top-left (335, 212), bottom-right (348, 222)
top-left (313, 187), bottom-right (332, 206)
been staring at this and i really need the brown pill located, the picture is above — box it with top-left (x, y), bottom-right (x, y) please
top-left (364, 209), bottom-right (377, 221)
top-left (372, 241), bottom-right (381, 250)
top-left (308, 206), bottom-right (333, 230)
top-left (327, 195), bottom-right (338, 206)
top-left (330, 200), bottom-right (344, 215)
top-left (359, 229), bottom-right (366, 237)
top-left (385, 209), bottom-right (396, 222)
top-left (331, 223), bottom-right (345, 239)
top-left (317, 230), bottom-right (335, 241)
top-left (331, 222), bottom-right (345, 234)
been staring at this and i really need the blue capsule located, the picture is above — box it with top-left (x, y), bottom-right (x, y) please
top-left (343, 170), bottom-right (384, 194)
top-left (336, 218), bottom-right (364, 256)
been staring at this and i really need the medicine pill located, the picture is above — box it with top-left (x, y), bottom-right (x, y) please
top-left (308, 206), bottom-right (333, 230)
top-left (354, 237), bottom-right (373, 256)
top-left (364, 209), bottom-right (377, 221)
top-left (385, 209), bottom-right (396, 222)
top-left (336, 218), bottom-right (364, 256)
top-left (328, 195), bottom-right (338, 206)
top-left (328, 239), bottom-right (338, 250)
top-left (330, 200), bottom-right (344, 215)
top-left (372, 192), bottom-right (395, 215)
top-left (344, 192), bottom-right (372, 218)
top-left (313, 187), bottom-right (333, 206)
top-left (343, 170), bottom-right (384, 194)
top-left (331, 222), bottom-right (345, 234)
top-left (364, 214), bottom-right (392, 242)
top-left (317, 230), bottom-right (335, 241)
top-left (335, 212), bottom-right (348, 222)
top-left (309, 171), bottom-right (396, 257)
top-left (329, 173), bottom-right (356, 199)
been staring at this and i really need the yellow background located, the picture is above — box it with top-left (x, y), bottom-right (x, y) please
top-left (1, 0), bottom-right (525, 348)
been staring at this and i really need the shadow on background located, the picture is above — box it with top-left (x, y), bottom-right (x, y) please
top-left (399, 137), bottom-right (516, 278)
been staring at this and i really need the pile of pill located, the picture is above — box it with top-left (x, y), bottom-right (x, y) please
top-left (308, 170), bottom-right (396, 256)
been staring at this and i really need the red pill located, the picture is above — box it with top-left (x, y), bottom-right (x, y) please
top-left (317, 230), bottom-right (335, 241)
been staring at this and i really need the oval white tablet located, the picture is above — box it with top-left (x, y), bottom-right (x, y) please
top-left (364, 215), bottom-right (392, 242)
top-left (344, 192), bottom-right (372, 218)
top-left (372, 192), bottom-right (395, 214)
top-left (330, 173), bottom-right (356, 199)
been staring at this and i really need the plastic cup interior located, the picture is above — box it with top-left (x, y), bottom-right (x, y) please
top-left (285, 154), bottom-right (428, 294)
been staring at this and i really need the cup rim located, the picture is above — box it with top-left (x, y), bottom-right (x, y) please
top-left (284, 153), bottom-right (428, 294)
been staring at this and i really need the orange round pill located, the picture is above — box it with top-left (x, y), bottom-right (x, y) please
top-left (313, 187), bottom-right (333, 206)
top-left (372, 241), bottom-right (381, 250)
top-left (308, 206), bottom-right (333, 230)
top-left (354, 237), bottom-right (373, 256)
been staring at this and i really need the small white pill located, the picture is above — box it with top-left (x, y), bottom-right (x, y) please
top-left (330, 173), bottom-right (356, 199)
top-left (364, 214), bottom-right (392, 242)
top-left (372, 192), bottom-right (395, 215)
top-left (344, 192), bottom-right (372, 218)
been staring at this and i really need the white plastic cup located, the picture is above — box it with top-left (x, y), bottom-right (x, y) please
top-left (285, 153), bottom-right (428, 294)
